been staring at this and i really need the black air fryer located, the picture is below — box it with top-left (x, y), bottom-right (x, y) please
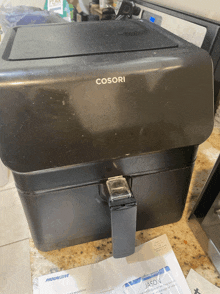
top-left (0, 20), bottom-right (214, 258)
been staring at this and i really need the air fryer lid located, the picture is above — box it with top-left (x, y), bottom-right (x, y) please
top-left (0, 20), bottom-right (213, 173)
top-left (7, 21), bottom-right (177, 60)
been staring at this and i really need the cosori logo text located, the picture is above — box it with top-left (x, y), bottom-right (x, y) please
top-left (96, 76), bottom-right (125, 85)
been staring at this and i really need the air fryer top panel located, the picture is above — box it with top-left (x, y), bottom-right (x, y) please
top-left (7, 21), bottom-right (178, 60)
top-left (0, 20), bottom-right (214, 173)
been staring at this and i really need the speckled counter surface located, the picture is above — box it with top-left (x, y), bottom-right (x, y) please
top-left (30, 122), bottom-right (220, 287)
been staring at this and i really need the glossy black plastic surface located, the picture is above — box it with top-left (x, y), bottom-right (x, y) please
top-left (13, 146), bottom-right (197, 193)
top-left (18, 152), bottom-right (195, 251)
top-left (0, 20), bottom-right (213, 173)
top-left (0, 20), bottom-right (214, 253)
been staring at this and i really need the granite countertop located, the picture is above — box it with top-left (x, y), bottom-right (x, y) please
top-left (30, 124), bottom-right (220, 287)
